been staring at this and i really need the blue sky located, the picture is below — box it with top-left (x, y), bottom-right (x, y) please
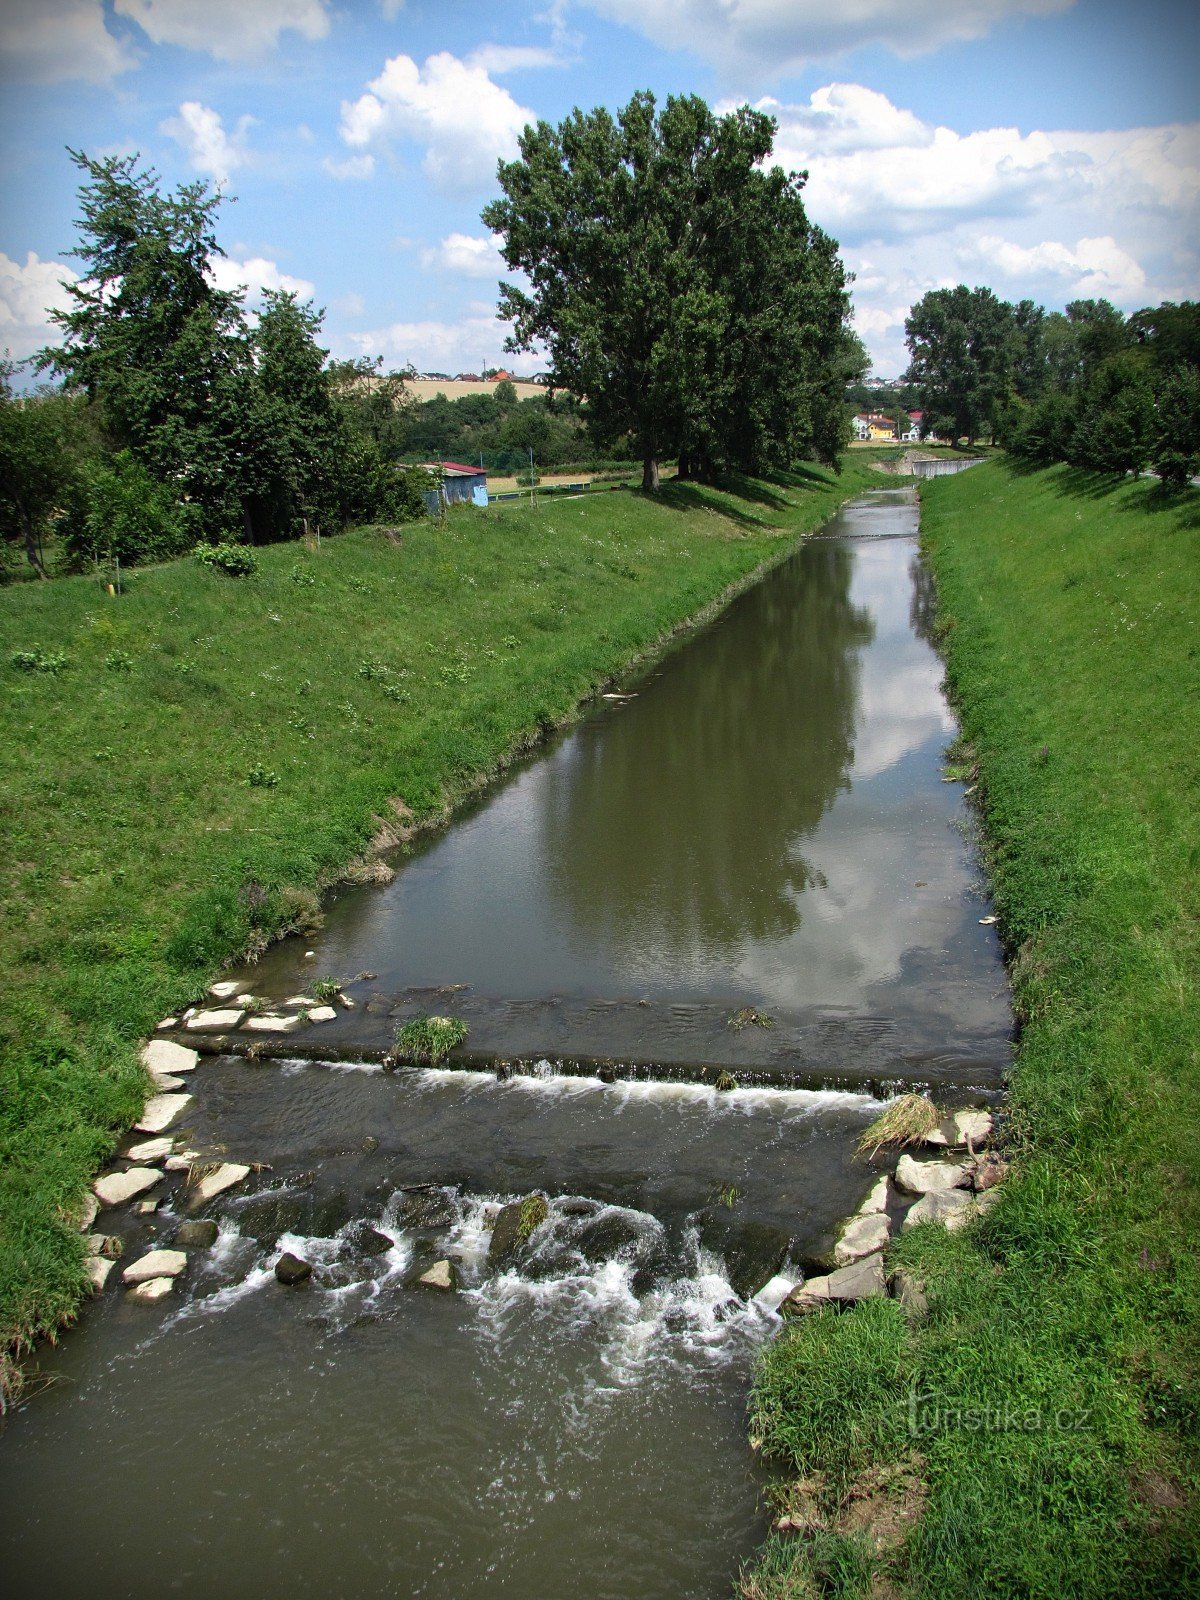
top-left (1, 0), bottom-right (1197, 380)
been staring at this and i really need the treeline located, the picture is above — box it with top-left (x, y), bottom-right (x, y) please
top-left (905, 285), bottom-right (1200, 485)
top-left (0, 151), bottom-right (430, 581)
top-left (392, 382), bottom-right (635, 476)
top-left (484, 91), bottom-right (863, 491)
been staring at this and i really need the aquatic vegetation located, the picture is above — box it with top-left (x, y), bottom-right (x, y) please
top-left (727, 1006), bottom-right (773, 1030)
top-left (392, 1015), bottom-right (470, 1065)
top-left (855, 1093), bottom-right (940, 1156)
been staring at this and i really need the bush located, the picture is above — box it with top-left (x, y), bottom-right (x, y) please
top-left (65, 451), bottom-right (191, 569)
top-left (195, 541), bottom-right (258, 577)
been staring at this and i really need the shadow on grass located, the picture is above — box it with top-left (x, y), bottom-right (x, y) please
top-left (1001, 458), bottom-right (1200, 530)
top-left (653, 480), bottom-right (779, 533)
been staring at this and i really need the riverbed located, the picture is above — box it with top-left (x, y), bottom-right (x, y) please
top-left (0, 488), bottom-right (1010, 1599)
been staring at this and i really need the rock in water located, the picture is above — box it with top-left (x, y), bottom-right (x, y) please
top-left (275, 1252), bottom-right (313, 1286)
top-left (85, 1257), bottom-right (115, 1293)
top-left (394, 1187), bottom-right (458, 1230)
top-left (347, 1221), bottom-right (393, 1257)
top-left (124, 1136), bottom-right (174, 1163)
top-left (128, 1276), bottom-right (175, 1303)
top-left (903, 1190), bottom-right (974, 1230)
top-left (140, 1039), bottom-right (199, 1076)
top-left (122, 1248), bottom-right (187, 1284)
top-left (185, 1008), bottom-right (245, 1031)
top-left (417, 1259), bottom-right (458, 1291)
top-left (188, 1162), bottom-right (250, 1205)
top-left (93, 1167), bottom-right (163, 1209)
top-left (173, 1219), bottom-right (219, 1249)
top-left (135, 1093), bottom-right (192, 1135)
top-left (488, 1195), bottom-right (549, 1267)
top-left (857, 1176), bottom-right (891, 1215)
top-left (894, 1154), bottom-right (971, 1195)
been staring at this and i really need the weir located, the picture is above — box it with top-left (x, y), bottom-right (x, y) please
top-left (0, 488), bottom-right (1011, 1599)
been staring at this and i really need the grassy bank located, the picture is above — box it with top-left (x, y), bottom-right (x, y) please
top-left (743, 460), bottom-right (1199, 1596)
top-left (0, 459), bottom-right (883, 1396)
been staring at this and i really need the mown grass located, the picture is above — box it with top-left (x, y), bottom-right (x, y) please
top-left (743, 461), bottom-right (1199, 1597)
top-left (0, 459), bottom-right (885, 1395)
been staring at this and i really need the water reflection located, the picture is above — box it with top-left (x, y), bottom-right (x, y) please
top-left (539, 542), bottom-right (874, 959)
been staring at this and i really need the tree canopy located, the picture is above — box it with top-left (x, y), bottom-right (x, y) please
top-left (483, 91), bottom-right (854, 490)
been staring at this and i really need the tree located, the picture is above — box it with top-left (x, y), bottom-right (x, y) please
top-left (1151, 364), bottom-right (1200, 489)
top-left (40, 150), bottom-right (254, 540)
top-left (0, 365), bottom-right (73, 577)
top-left (484, 90), bottom-right (853, 490)
top-left (904, 286), bottom-right (1015, 445)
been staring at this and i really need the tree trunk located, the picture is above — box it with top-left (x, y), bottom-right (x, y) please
top-left (677, 449), bottom-right (691, 480)
top-left (642, 453), bottom-right (660, 493)
top-left (22, 510), bottom-right (47, 579)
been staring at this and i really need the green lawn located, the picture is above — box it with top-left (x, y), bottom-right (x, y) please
top-left (743, 460), bottom-right (1199, 1597)
top-left (0, 459), bottom-right (883, 1397)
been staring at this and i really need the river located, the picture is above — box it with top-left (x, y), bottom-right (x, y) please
top-left (0, 487), bottom-right (1010, 1599)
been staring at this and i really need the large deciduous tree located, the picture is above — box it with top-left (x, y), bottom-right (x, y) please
top-left (483, 91), bottom-right (853, 490)
top-left (904, 285), bottom-right (1015, 445)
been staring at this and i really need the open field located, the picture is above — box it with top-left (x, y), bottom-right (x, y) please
top-left (405, 377), bottom-right (545, 403)
top-left (0, 457), bottom-right (885, 1396)
top-left (743, 460), bottom-right (1199, 1597)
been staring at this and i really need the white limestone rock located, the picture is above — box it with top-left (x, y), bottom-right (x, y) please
top-left (244, 1014), bottom-right (302, 1033)
top-left (93, 1167), bottom-right (162, 1209)
top-left (954, 1109), bottom-right (994, 1149)
top-left (135, 1092), bottom-right (192, 1134)
top-left (753, 1274), bottom-right (800, 1312)
top-left (894, 1154), bottom-right (971, 1195)
top-left (208, 980), bottom-right (241, 999)
top-left (284, 995), bottom-right (317, 1008)
top-left (124, 1136), bottom-right (174, 1163)
top-left (74, 1193), bottom-right (100, 1231)
top-left (834, 1212), bottom-right (891, 1266)
top-left (135, 1200), bottom-right (159, 1214)
top-left (825, 1252), bottom-right (887, 1302)
top-left (417, 1259), bottom-right (458, 1291)
top-left (903, 1189), bottom-right (974, 1231)
top-left (127, 1276), bottom-right (175, 1303)
top-left (189, 1162), bottom-right (250, 1204)
top-left (306, 1005), bottom-right (338, 1023)
top-left (122, 1248), bottom-right (187, 1284)
top-left (156, 1017), bottom-right (178, 1031)
top-left (185, 1008), bottom-right (244, 1031)
top-left (141, 1039), bottom-right (199, 1076)
top-left (85, 1256), bottom-right (115, 1293)
top-left (858, 1176), bottom-right (891, 1215)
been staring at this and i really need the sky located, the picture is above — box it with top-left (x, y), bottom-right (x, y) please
top-left (1, 0), bottom-right (1197, 381)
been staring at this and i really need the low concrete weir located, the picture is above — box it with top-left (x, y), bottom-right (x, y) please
top-left (1, 489), bottom-right (1012, 1599)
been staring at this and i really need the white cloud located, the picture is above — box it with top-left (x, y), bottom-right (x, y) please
top-left (581, 0), bottom-right (1073, 77)
top-left (161, 102), bottom-right (253, 186)
top-left (958, 234), bottom-right (1147, 300)
top-left (346, 313), bottom-right (541, 375)
top-left (209, 254), bottom-right (315, 305)
top-left (467, 44), bottom-right (564, 74)
top-left (0, 250), bottom-right (79, 362)
top-left (334, 291), bottom-right (366, 318)
top-left (422, 233), bottom-right (505, 279)
top-left (114, 0), bottom-right (329, 62)
top-left (338, 51), bottom-right (535, 193)
top-left (323, 153), bottom-right (376, 181)
top-left (0, 0), bottom-right (135, 84)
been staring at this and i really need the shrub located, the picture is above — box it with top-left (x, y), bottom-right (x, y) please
top-left (391, 1015), bottom-right (469, 1065)
top-left (65, 451), bottom-right (191, 569)
top-left (11, 647), bottom-right (69, 673)
top-left (196, 541), bottom-right (258, 577)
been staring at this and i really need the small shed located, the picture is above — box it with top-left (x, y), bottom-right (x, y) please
top-left (420, 461), bottom-right (488, 513)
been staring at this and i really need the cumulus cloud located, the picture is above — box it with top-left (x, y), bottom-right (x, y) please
top-left (0, 250), bottom-right (79, 362)
top-left (338, 51), bottom-right (535, 193)
top-left (466, 44), bottom-right (564, 74)
top-left (422, 233), bottom-right (506, 279)
top-left (346, 313), bottom-right (541, 375)
top-left (114, 0), bottom-right (329, 62)
top-left (323, 153), bottom-right (376, 181)
top-left (208, 254), bottom-right (315, 305)
top-left (957, 234), bottom-right (1147, 300)
top-left (161, 103), bottom-right (253, 186)
top-left (0, 0), bottom-right (135, 84)
top-left (581, 0), bottom-right (1072, 78)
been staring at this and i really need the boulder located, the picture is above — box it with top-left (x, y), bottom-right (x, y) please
top-left (698, 1215), bottom-right (790, 1301)
top-left (285, 995), bottom-right (317, 1008)
top-left (208, 980), bottom-right (241, 999)
top-left (135, 1201), bottom-right (158, 1215)
top-left (347, 1222), bottom-right (394, 1257)
top-left (123, 1249), bottom-right (187, 1284)
top-left (903, 1189), bottom-right (974, 1231)
top-left (825, 1252), bottom-right (888, 1302)
top-left (141, 1039), bottom-right (199, 1076)
top-left (185, 1008), bottom-right (245, 1031)
top-left (174, 1219), bottom-right (219, 1249)
top-left (489, 1195), bottom-right (550, 1268)
top-left (188, 1162), bottom-right (250, 1206)
top-left (74, 1193), bottom-right (100, 1231)
top-left (394, 1187), bottom-right (458, 1231)
top-left (894, 1154), bottom-right (970, 1195)
top-left (245, 1014), bottom-right (302, 1033)
top-left (416, 1259), bottom-right (458, 1291)
top-left (889, 1266), bottom-right (929, 1318)
top-left (151, 1073), bottom-right (186, 1091)
top-left (127, 1276), bottom-right (174, 1303)
top-left (306, 1005), bottom-right (338, 1023)
top-left (834, 1212), bottom-right (891, 1266)
top-left (135, 1093), bottom-right (192, 1135)
top-left (753, 1273), bottom-right (800, 1312)
top-left (973, 1156), bottom-right (1009, 1193)
top-left (274, 1252), bottom-right (313, 1285)
top-left (156, 1017), bottom-right (178, 1031)
top-left (85, 1256), bottom-right (115, 1293)
top-left (954, 1109), bottom-right (993, 1149)
top-left (858, 1176), bottom-right (891, 1215)
top-left (85, 1233), bottom-right (123, 1259)
top-left (124, 1136), bottom-right (174, 1163)
top-left (781, 1277), bottom-right (831, 1317)
top-left (94, 1167), bottom-right (162, 1209)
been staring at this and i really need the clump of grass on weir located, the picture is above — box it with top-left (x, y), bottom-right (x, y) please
top-left (0, 457), bottom-right (888, 1399)
top-left (741, 460), bottom-right (1200, 1597)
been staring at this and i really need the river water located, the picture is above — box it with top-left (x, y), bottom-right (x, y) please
top-left (1, 489), bottom-right (1010, 1599)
